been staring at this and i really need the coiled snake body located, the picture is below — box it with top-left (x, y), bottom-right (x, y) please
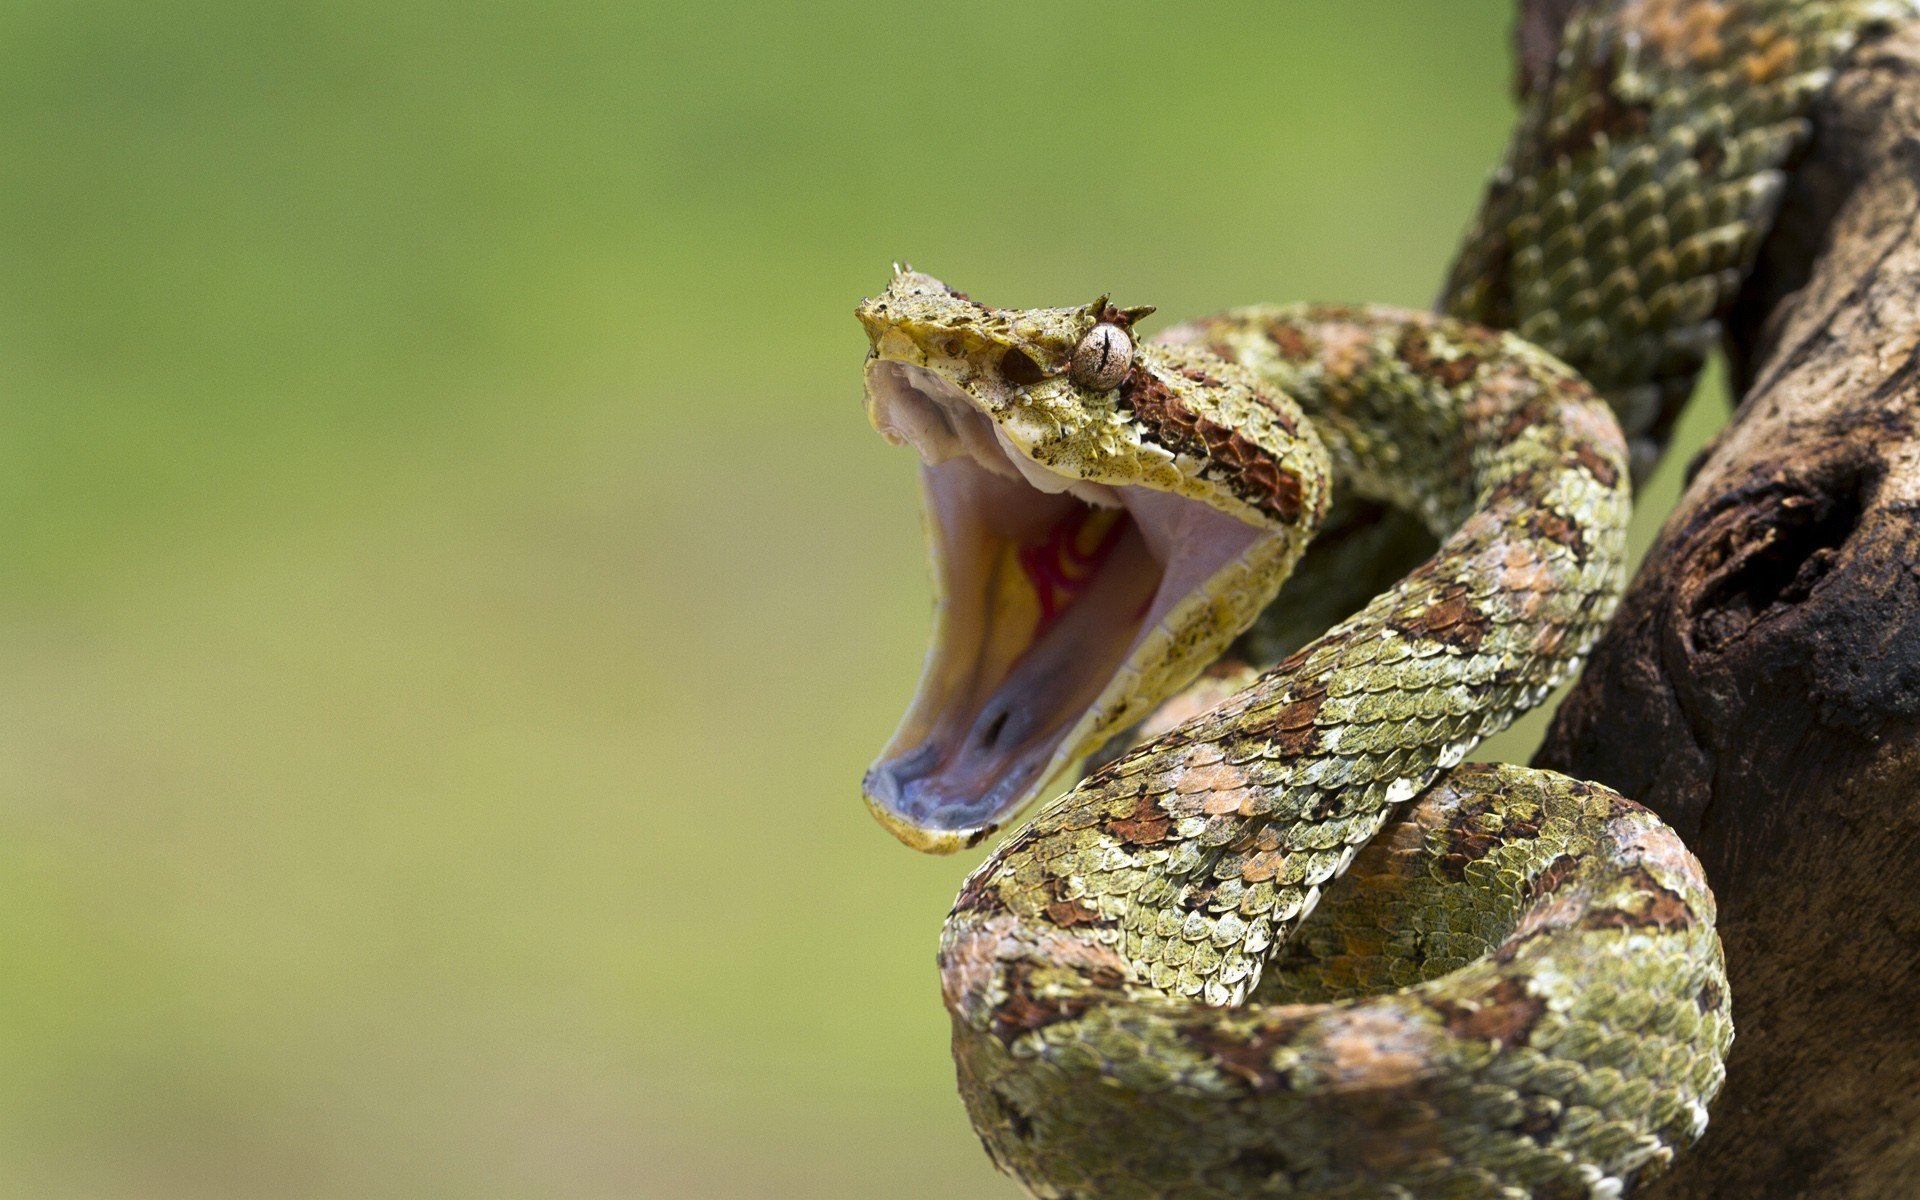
top-left (853, 3), bottom-right (1910, 1196)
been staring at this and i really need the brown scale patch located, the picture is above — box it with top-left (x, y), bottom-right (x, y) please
top-left (1439, 790), bottom-right (1544, 879)
top-left (938, 922), bottom-right (1007, 1017)
top-left (1537, 625), bottom-right (1569, 659)
top-left (1235, 849), bottom-right (1286, 887)
top-left (1529, 853), bottom-right (1584, 899)
top-left (1093, 297), bottom-right (1154, 332)
top-left (1184, 1014), bottom-right (1311, 1093)
top-left (1493, 540), bottom-right (1559, 620)
top-left (1396, 326), bottom-right (1483, 388)
top-left (1560, 391), bottom-right (1626, 451)
top-left (1744, 27), bottom-right (1800, 86)
top-left (1215, 435), bottom-right (1307, 523)
top-left (1496, 396), bottom-right (1554, 444)
top-left (1697, 979), bottom-right (1726, 1014)
top-left (1320, 1007), bottom-right (1436, 1089)
top-left (1525, 507), bottom-right (1589, 561)
top-left (1388, 579), bottom-right (1493, 651)
top-left (1611, 811), bottom-right (1709, 893)
top-left (1184, 355), bottom-right (1304, 435)
top-left (1042, 877), bottom-right (1109, 929)
top-left (943, 919), bottom-right (1130, 1032)
top-left (1173, 758), bottom-right (1256, 821)
top-left (1106, 793), bottom-right (1173, 846)
top-left (1578, 865), bottom-right (1696, 931)
top-left (1315, 320), bottom-right (1377, 378)
top-left (1479, 474), bottom-right (1537, 519)
top-left (989, 960), bottom-right (1123, 1045)
top-left (1271, 626), bottom-right (1349, 679)
top-left (1626, 0), bottom-right (1733, 67)
top-left (1571, 442), bottom-right (1623, 488)
top-left (1430, 977), bottom-right (1546, 1050)
top-left (1266, 319), bottom-right (1318, 363)
top-left (1231, 826), bottom-right (1290, 884)
top-left (1248, 677), bottom-right (1330, 758)
top-left (1501, 880), bottom-right (1593, 961)
top-left (1121, 372), bottom-right (1306, 523)
top-left (1605, 793), bottom-right (1647, 823)
top-left (954, 872), bottom-right (1009, 918)
top-left (1540, 47), bottom-right (1652, 164)
top-left (1173, 758), bottom-right (1250, 795)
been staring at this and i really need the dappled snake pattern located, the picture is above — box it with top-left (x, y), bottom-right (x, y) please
top-left (854, 3), bottom-right (1911, 1196)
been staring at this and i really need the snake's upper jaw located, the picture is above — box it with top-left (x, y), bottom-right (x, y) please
top-left (861, 358), bottom-right (1281, 855)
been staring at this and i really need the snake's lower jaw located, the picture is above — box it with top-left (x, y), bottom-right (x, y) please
top-left (862, 779), bottom-right (1004, 855)
top-left (861, 360), bottom-right (1281, 855)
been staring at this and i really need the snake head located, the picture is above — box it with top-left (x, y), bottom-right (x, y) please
top-left (855, 270), bottom-right (1329, 854)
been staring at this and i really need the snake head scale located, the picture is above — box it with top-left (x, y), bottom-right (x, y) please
top-left (855, 269), bottom-right (1329, 854)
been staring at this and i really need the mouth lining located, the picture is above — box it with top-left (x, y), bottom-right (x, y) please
top-left (863, 359), bottom-right (1269, 844)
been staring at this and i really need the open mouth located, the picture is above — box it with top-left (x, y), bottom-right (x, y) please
top-left (862, 359), bottom-right (1272, 849)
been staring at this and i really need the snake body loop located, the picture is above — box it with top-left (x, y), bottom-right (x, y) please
top-left (856, 2), bottom-right (1912, 1196)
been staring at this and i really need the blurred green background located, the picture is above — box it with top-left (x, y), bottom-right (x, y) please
top-left (0, 3), bottom-right (1722, 1197)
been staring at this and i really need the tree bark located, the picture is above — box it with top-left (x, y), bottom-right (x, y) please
top-left (1532, 18), bottom-right (1920, 1200)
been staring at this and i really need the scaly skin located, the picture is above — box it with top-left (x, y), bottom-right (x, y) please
top-left (936, 309), bottom-right (1675, 1198)
top-left (856, 2), bottom-right (1913, 1196)
top-left (1443, 0), bottom-right (1916, 471)
top-left (949, 766), bottom-right (1727, 1199)
top-left (1231, 0), bottom-right (1916, 666)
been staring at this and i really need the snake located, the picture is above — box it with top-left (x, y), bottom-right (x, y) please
top-left (852, 3), bottom-right (1912, 1197)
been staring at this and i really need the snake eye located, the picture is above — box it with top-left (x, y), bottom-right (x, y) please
top-left (1070, 324), bottom-right (1133, 391)
top-left (1000, 347), bottom-right (1046, 386)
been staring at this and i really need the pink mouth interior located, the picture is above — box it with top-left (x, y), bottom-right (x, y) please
top-left (863, 359), bottom-right (1266, 835)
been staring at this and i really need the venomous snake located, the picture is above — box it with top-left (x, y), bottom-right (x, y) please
top-left (853, 3), bottom-right (1911, 1196)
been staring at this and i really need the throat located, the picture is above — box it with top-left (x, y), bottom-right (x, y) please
top-left (1020, 506), bottom-right (1132, 628)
